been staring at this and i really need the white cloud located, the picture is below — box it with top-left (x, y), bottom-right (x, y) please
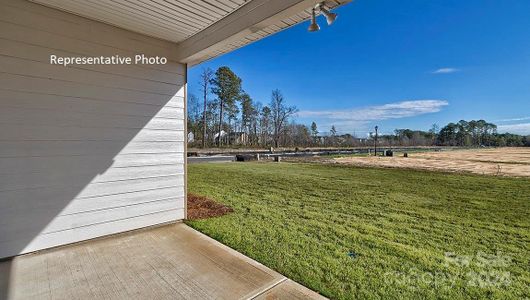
top-left (497, 123), bottom-right (530, 135)
top-left (495, 116), bottom-right (530, 122)
top-left (298, 100), bottom-right (448, 133)
top-left (432, 68), bottom-right (459, 74)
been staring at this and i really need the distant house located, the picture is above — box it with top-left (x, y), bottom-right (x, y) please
top-left (212, 131), bottom-right (248, 145)
top-left (213, 130), bottom-right (227, 144)
top-left (229, 132), bottom-right (249, 145)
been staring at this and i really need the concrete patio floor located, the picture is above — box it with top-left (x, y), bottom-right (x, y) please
top-left (0, 223), bottom-right (326, 300)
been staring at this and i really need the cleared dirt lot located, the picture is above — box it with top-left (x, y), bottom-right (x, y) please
top-left (335, 147), bottom-right (530, 177)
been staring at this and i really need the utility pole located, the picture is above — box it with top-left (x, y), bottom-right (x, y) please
top-left (374, 125), bottom-right (378, 156)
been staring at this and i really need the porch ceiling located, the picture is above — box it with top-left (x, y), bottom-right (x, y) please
top-left (30, 0), bottom-right (249, 43)
top-left (30, 0), bottom-right (350, 65)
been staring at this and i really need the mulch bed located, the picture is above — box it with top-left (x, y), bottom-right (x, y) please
top-left (187, 193), bottom-right (234, 220)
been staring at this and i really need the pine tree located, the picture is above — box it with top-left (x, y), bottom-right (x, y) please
top-left (210, 67), bottom-right (242, 146)
top-left (311, 122), bottom-right (319, 144)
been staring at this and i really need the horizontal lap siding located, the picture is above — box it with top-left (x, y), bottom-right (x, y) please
top-left (0, 0), bottom-right (186, 258)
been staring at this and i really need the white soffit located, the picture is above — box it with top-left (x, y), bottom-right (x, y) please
top-left (30, 0), bottom-right (250, 43)
top-left (30, 0), bottom-right (350, 65)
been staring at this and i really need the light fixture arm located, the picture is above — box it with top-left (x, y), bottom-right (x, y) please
top-left (307, 8), bottom-right (320, 32)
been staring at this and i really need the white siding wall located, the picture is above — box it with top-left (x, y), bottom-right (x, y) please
top-left (0, 0), bottom-right (186, 258)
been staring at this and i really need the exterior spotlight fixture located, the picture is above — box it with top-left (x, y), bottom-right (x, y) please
top-left (308, 2), bottom-right (338, 32)
top-left (308, 8), bottom-right (320, 32)
top-left (319, 4), bottom-right (338, 25)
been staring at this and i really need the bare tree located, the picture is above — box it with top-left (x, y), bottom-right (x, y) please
top-left (205, 99), bottom-right (219, 144)
top-left (199, 68), bottom-right (213, 148)
top-left (429, 123), bottom-right (439, 146)
top-left (330, 125), bottom-right (337, 146)
top-left (251, 102), bottom-right (262, 146)
top-left (240, 93), bottom-right (257, 145)
top-left (260, 105), bottom-right (271, 146)
top-left (269, 89), bottom-right (298, 147)
top-left (187, 93), bottom-right (201, 144)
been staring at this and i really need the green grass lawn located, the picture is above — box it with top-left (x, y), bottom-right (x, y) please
top-left (187, 162), bottom-right (529, 299)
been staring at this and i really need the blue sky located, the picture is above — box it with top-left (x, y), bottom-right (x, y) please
top-left (189, 0), bottom-right (530, 136)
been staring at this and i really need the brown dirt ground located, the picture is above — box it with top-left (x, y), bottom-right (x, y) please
top-left (187, 193), bottom-right (234, 220)
top-left (334, 147), bottom-right (530, 177)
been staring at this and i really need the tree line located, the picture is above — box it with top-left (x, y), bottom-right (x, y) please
top-left (188, 66), bottom-right (529, 148)
top-left (380, 121), bottom-right (529, 147)
top-left (188, 66), bottom-right (299, 148)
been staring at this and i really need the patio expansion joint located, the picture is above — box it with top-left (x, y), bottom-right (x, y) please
top-left (246, 277), bottom-right (288, 300)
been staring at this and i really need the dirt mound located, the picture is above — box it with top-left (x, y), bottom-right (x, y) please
top-left (187, 194), bottom-right (234, 220)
